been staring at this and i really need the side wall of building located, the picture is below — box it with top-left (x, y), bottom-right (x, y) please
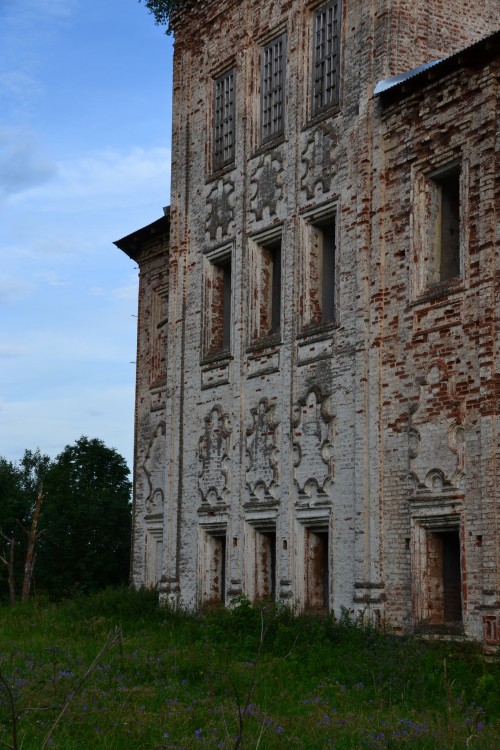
top-left (148, 0), bottom-right (500, 646)
top-left (129, 229), bottom-right (170, 589)
top-left (378, 58), bottom-right (500, 643)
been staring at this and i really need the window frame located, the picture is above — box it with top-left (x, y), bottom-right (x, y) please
top-left (213, 67), bottom-right (236, 171)
top-left (260, 32), bottom-right (287, 144)
top-left (248, 226), bottom-right (284, 346)
top-left (202, 244), bottom-right (233, 359)
top-left (411, 158), bottom-right (468, 301)
top-left (311, 0), bottom-right (342, 116)
top-left (299, 205), bottom-right (338, 332)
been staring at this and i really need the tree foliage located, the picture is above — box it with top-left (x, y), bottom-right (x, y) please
top-left (0, 438), bottom-right (132, 601)
top-left (0, 450), bottom-right (51, 601)
top-left (139, 0), bottom-right (184, 33)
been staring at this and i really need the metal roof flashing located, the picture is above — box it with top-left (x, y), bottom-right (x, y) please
top-left (374, 28), bottom-right (500, 102)
top-left (374, 59), bottom-right (444, 96)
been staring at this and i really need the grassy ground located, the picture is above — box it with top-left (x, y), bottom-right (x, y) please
top-left (0, 589), bottom-right (499, 749)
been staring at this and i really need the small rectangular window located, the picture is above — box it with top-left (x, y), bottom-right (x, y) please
top-left (261, 34), bottom-right (286, 143)
top-left (412, 160), bottom-right (464, 298)
top-left (305, 529), bottom-right (329, 611)
top-left (150, 282), bottom-right (168, 385)
top-left (214, 68), bottom-right (235, 170)
top-left (311, 217), bottom-right (336, 323)
top-left (300, 209), bottom-right (337, 329)
top-left (312, 0), bottom-right (341, 115)
top-left (432, 167), bottom-right (461, 284)
top-left (255, 530), bottom-right (276, 601)
top-left (249, 228), bottom-right (283, 344)
top-left (202, 531), bottom-right (227, 606)
top-left (260, 238), bottom-right (282, 337)
top-left (203, 246), bottom-right (232, 357)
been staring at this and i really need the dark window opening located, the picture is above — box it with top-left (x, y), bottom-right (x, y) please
top-left (442, 531), bottom-right (462, 623)
top-left (425, 164), bottom-right (461, 288)
top-left (426, 529), bottom-right (462, 626)
top-left (305, 529), bottom-right (329, 611)
top-left (435, 167), bottom-right (460, 282)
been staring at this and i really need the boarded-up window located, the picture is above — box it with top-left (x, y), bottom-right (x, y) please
top-left (255, 530), bottom-right (276, 600)
top-left (305, 529), bottom-right (329, 611)
top-left (202, 532), bottom-right (227, 605)
top-left (203, 245), bottom-right (232, 357)
top-left (300, 208), bottom-right (337, 329)
top-left (249, 229), bottom-right (283, 342)
top-left (150, 283), bottom-right (168, 385)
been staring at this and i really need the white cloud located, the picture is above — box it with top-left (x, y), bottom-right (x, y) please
top-left (0, 71), bottom-right (44, 109)
top-left (34, 271), bottom-right (71, 287)
top-left (33, 0), bottom-right (76, 19)
top-left (0, 344), bottom-right (28, 358)
top-left (0, 279), bottom-right (35, 302)
top-left (7, 145), bottom-right (171, 207)
top-left (112, 283), bottom-right (139, 302)
top-left (0, 0), bottom-right (77, 117)
top-left (0, 128), bottom-right (56, 196)
top-left (0, 384), bottom-right (135, 468)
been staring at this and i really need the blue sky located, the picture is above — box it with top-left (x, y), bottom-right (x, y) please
top-left (0, 0), bottom-right (173, 472)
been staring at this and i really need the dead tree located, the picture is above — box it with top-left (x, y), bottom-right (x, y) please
top-left (18, 483), bottom-right (45, 602)
top-left (0, 531), bottom-right (17, 605)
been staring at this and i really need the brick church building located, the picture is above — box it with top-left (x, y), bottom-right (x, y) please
top-left (115, 0), bottom-right (500, 650)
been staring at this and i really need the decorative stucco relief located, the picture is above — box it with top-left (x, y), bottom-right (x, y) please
top-left (142, 421), bottom-right (166, 515)
top-left (198, 405), bottom-right (231, 505)
top-left (245, 398), bottom-right (279, 502)
top-left (206, 178), bottom-right (235, 241)
top-left (301, 123), bottom-right (338, 200)
top-left (409, 360), bottom-right (465, 495)
top-left (249, 151), bottom-right (284, 221)
top-left (293, 386), bottom-right (335, 503)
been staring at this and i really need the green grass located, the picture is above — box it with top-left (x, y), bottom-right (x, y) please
top-left (0, 589), bottom-right (499, 749)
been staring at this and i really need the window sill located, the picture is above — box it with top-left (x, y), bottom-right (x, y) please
top-left (303, 103), bottom-right (341, 132)
top-left (251, 133), bottom-right (286, 159)
top-left (297, 319), bottom-right (337, 341)
top-left (205, 162), bottom-right (236, 185)
top-left (201, 349), bottom-right (232, 367)
top-left (411, 276), bottom-right (464, 306)
top-left (246, 333), bottom-right (282, 355)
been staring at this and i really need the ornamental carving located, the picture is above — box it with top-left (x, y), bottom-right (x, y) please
top-left (292, 386), bottom-right (335, 502)
top-left (300, 123), bottom-right (338, 200)
top-left (249, 151), bottom-right (284, 221)
top-left (245, 398), bottom-right (279, 502)
top-left (206, 178), bottom-right (235, 241)
top-left (142, 421), bottom-right (166, 515)
top-left (409, 360), bottom-right (465, 495)
top-left (198, 405), bottom-right (231, 505)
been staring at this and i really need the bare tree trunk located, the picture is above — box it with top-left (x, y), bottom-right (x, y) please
top-left (0, 532), bottom-right (16, 605)
top-left (20, 484), bottom-right (44, 602)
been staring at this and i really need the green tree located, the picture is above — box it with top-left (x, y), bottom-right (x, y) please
top-left (139, 0), bottom-right (183, 32)
top-left (0, 450), bottom-right (52, 602)
top-left (36, 437), bottom-right (132, 597)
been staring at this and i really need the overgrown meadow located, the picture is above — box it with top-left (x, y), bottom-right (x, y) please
top-left (1, 589), bottom-right (499, 749)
